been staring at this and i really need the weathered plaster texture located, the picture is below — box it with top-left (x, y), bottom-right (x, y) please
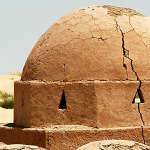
top-left (21, 5), bottom-right (150, 82)
top-left (1, 124), bottom-right (150, 150)
top-left (0, 124), bottom-right (46, 148)
top-left (77, 140), bottom-right (150, 150)
top-left (15, 5), bottom-right (150, 128)
top-left (13, 5), bottom-right (150, 149)
top-left (15, 81), bottom-right (143, 128)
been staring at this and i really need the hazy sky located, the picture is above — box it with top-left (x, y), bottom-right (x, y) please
top-left (0, 0), bottom-right (150, 75)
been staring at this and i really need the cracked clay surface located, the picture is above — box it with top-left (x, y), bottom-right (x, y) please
top-left (21, 5), bottom-right (150, 82)
top-left (77, 140), bottom-right (150, 150)
top-left (19, 5), bottom-right (150, 145)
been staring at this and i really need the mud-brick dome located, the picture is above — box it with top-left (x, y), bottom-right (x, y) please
top-left (21, 5), bottom-right (150, 82)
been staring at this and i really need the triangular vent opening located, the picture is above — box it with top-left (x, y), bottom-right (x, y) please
top-left (132, 89), bottom-right (144, 104)
top-left (59, 90), bottom-right (67, 109)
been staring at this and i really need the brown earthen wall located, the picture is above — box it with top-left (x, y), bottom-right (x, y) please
top-left (0, 126), bottom-right (46, 148)
top-left (45, 127), bottom-right (146, 150)
top-left (0, 125), bottom-right (149, 150)
top-left (63, 82), bottom-right (97, 126)
top-left (29, 82), bottom-right (65, 127)
top-left (14, 81), bottom-right (149, 129)
top-left (95, 81), bottom-right (141, 128)
top-left (140, 82), bottom-right (150, 126)
top-left (14, 82), bottom-right (31, 127)
top-left (14, 81), bottom-right (98, 128)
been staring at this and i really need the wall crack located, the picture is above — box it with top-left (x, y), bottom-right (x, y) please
top-left (138, 103), bottom-right (145, 144)
top-left (141, 126), bottom-right (146, 144)
top-left (115, 18), bottom-right (141, 88)
top-left (115, 18), bottom-right (146, 144)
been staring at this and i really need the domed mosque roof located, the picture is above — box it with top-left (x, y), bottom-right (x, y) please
top-left (21, 5), bottom-right (150, 82)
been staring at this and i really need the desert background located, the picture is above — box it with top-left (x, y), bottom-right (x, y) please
top-left (0, 73), bottom-right (21, 123)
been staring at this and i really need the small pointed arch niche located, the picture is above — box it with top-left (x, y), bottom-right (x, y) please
top-left (132, 89), bottom-right (144, 104)
top-left (59, 90), bottom-right (67, 109)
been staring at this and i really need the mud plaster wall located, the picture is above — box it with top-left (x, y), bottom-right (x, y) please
top-left (45, 126), bottom-right (149, 150)
top-left (14, 82), bottom-right (31, 127)
top-left (1, 125), bottom-right (150, 150)
top-left (14, 80), bottom-right (150, 130)
top-left (14, 81), bottom-right (97, 128)
top-left (14, 5), bottom-right (150, 143)
top-left (0, 126), bottom-right (46, 148)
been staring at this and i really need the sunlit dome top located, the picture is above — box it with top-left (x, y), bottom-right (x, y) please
top-left (21, 5), bottom-right (150, 82)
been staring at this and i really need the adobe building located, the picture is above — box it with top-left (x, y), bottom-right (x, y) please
top-left (1, 5), bottom-right (150, 150)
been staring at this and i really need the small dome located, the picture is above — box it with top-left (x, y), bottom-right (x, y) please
top-left (21, 5), bottom-right (150, 82)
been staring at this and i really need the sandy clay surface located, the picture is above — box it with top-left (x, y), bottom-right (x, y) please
top-left (0, 74), bottom-right (21, 95)
top-left (0, 108), bottom-right (13, 123)
top-left (0, 144), bottom-right (46, 150)
top-left (0, 74), bottom-right (20, 123)
top-left (77, 140), bottom-right (150, 150)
